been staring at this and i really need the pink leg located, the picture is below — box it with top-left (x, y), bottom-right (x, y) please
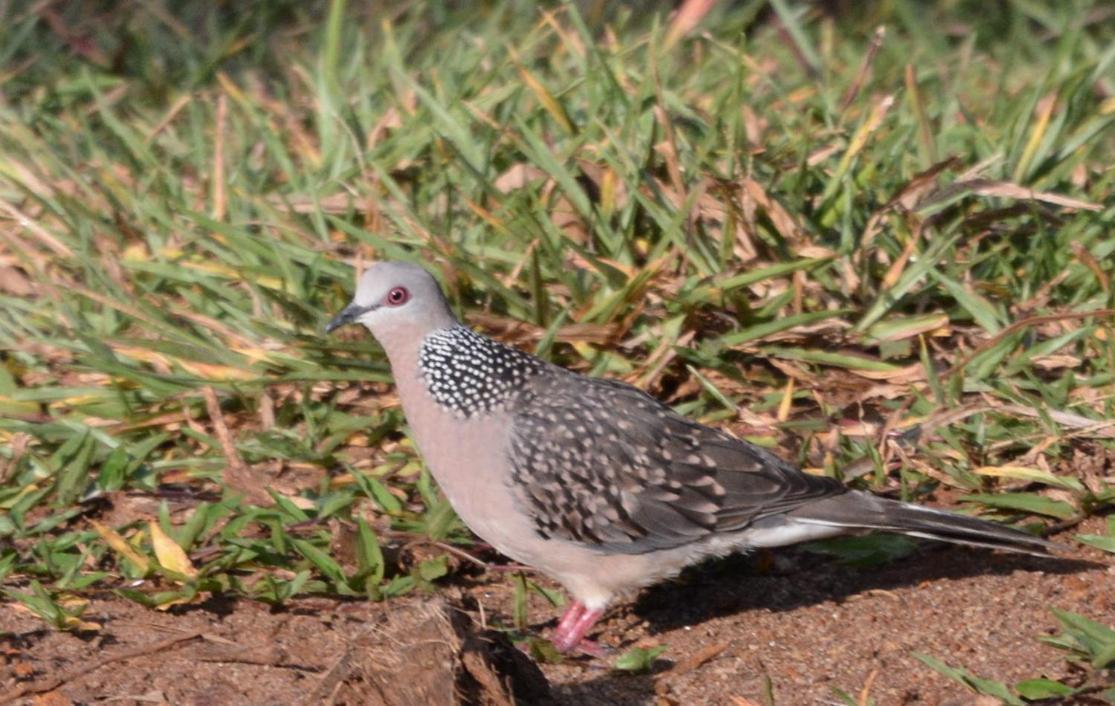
top-left (555, 600), bottom-right (585, 637)
top-left (552, 601), bottom-right (605, 654)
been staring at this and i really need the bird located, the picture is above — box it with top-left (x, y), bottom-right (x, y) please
top-left (326, 260), bottom-right (1055, 655)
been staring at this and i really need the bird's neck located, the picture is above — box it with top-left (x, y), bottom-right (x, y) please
top-left (413, 325), bottom-right (546, 418)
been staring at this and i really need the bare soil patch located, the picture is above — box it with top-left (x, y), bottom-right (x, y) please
top-left (2, 516), bottom-right (1111, 705)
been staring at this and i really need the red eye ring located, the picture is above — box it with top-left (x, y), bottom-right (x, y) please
top-left (386, 286), bottom-right (410, 306)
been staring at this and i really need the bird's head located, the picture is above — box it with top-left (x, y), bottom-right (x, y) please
top-left (326, 261), bottom-right (458, 342)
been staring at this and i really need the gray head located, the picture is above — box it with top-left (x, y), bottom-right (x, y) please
top-left (326, 261), bottom-right (458, 343)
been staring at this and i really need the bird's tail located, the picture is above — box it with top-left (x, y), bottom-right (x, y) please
top-left (788, 490), bottom-right (1058, 556)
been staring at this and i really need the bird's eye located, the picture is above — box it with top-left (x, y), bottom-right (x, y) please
top-left (386, 286), bottom-right (410, 306)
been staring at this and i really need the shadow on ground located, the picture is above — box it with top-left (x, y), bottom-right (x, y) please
top-left (633, 543), bottom-right (1097, 636)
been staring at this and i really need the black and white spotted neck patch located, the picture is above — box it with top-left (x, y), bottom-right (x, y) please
top-left (418, 326), bottom-right (546, 417)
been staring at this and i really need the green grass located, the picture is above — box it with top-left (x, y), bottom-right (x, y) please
top-left (2, 0), bottom-right (1115, 695)
top-left (917, 608), bottom-right (1115, 703)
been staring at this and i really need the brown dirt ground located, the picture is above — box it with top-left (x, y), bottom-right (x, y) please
top-left (2, 516), bottom-right (1112, 706)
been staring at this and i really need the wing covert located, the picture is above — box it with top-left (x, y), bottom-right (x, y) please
top-left (507, 371), bottom-right (846, 554)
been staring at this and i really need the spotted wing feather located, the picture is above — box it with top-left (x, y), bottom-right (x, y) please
top-left (507, 372), bottom-right (847, 554)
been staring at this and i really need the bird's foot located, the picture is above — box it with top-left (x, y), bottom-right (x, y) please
top-left (567, 637), bottom-right (612, 658)
top-left (552, 600), bottom-right (605, 654)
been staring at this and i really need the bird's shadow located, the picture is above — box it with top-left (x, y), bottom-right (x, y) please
top-left (542, 545), bottom-right (1098, 705)
top-left (630, 543), bottom-right (1098, 634)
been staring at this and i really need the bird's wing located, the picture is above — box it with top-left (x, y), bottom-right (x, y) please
top-left (507, 372), bottom-right (847, 554)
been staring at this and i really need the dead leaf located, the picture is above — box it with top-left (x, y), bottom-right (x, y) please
top-left (493, 163), bottom-right (546, 193)
top-left (90, 519), bottom-right (150, 574)
top-left (664, 0), bottom-right (718, 47)
top-left (848, 363), bottom-right (926, 384)
top-left (1031, 354), bottom-right (1081, 371)
top-left (90, 517), bottom-right (150, 571)
top-left (31, 690), bottom-right (72, 706)
top-left (149, 520), bottom-right (198, 578)
top-left (0, 264), bottom-right (34, 296)
top-left (921, 178), bottom-right (1101, 212)
top-left (740, 177), bottom-right (802, 244)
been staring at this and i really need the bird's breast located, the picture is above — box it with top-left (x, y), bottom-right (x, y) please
top-left (393, 367), bottom-right (541, 561)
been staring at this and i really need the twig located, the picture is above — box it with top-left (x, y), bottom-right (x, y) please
top-left (657, 640), bottom-right (730, 683)
top-left (0, 631), bottom-right (202, 703)
top-left (202, 385), bottom-right (270, 505)
top-left (297, 648), bottom-right (355, 706)
top-left (839, 26), bottom-right (885, 116)
top-left (195, 646), bottom-right (317, 671)
top-left (943, 309), bottom-right (1115, 380)
top-left (417, 540), bottom-right (491, 570)
top-left (858, 668), bottom-right (879, 706)
top-left (1042, 515), bottom-right (1091, 537)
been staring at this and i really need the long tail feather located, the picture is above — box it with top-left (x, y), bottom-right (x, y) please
top-left (789, 491), bottom-right (1058, 556)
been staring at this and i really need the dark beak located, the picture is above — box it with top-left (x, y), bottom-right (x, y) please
top-left (325, 303), bottom-right (372, 333)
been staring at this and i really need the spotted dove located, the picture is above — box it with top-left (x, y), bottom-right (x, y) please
top-left (326, 261), bottom-right (1053, 654)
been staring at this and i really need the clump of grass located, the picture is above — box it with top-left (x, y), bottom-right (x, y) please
top-left (0, 0), bottom-right (1113, 691)
top-left (918, 608), bottom-right (1115, 703)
